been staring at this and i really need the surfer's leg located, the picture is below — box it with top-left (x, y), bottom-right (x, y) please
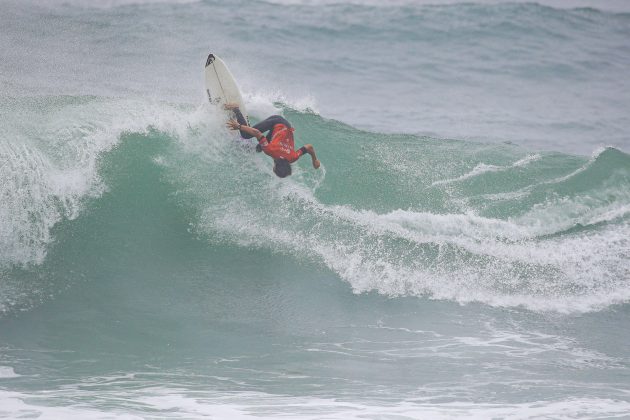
top-left (263, 115), bottom-right (291, 129)
top-left (231, 114), bottom-right (290, 140)
top-left (251, 116), bottom-right (288, 135)
top-left (231, 108), bottom-right (248, 126)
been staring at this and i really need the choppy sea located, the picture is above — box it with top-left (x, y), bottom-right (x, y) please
top-left (1, 0), bottom-right (629, 418)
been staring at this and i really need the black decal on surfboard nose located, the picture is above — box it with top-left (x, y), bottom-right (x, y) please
top-left (205, 54), bottom-right (215, 67)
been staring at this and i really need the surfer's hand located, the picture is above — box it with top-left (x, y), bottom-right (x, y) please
top-left (313, 159), bottom-right (321, 169)
top-left (226, 119), bottom-right (240, 130)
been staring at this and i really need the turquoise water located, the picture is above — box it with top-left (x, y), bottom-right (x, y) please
top-left (1, 1), bottom-right (630, 418)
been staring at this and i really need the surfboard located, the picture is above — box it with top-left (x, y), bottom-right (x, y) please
top-left (204, 53), bottom-right (247, 121)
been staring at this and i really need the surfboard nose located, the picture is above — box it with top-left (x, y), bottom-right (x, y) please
top-left (204, 53), bottom-right (248, 120)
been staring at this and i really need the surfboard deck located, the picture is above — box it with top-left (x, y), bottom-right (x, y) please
top-left (204, 53), bottom-right (247, 121)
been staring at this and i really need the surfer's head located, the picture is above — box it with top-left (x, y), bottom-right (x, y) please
top-left (273, 159), bottom-right (292, 178)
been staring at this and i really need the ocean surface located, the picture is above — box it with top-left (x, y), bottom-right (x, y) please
top-left (1, 0), bottom-right (630, 418)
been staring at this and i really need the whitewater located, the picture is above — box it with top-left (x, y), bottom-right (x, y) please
top-left (1, 0), bottom-right (630, 419)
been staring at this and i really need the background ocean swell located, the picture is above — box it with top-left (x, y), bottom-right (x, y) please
top-left (3, 0), bottom-right (630, 154)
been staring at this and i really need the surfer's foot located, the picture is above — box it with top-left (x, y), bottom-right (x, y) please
top-left (224, 103), bottom-right (239, 111)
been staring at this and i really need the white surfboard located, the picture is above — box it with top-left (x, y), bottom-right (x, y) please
top-left (204, 53), bottom-right (247, 121)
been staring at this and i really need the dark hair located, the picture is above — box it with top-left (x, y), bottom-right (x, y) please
top-left (273, 159), bottom-right (292, 178)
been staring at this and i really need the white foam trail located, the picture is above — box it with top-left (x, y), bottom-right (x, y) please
top-left (539, 146), bottom-right (612, 187)
top-left (432, 154), bottom-right (541, 186)
top-left (468, 147), bottom-right (624, 204)
top-left (513, 175), bottom-right (630, 233)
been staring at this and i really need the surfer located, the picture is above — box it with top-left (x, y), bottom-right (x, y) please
top-left (225, 104), bottom-right (320, 178)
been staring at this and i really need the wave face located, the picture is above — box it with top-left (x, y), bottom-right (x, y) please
top-left (2, 95), bottom-right (629, 315)
top-left (1, 0), bottom-right (630, 418)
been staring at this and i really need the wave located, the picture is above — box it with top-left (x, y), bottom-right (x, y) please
top-left (1, 95), bottom-right (629, 315)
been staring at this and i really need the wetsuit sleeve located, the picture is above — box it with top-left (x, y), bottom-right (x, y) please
top-left (296, 146), bottom-right (307, 159)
